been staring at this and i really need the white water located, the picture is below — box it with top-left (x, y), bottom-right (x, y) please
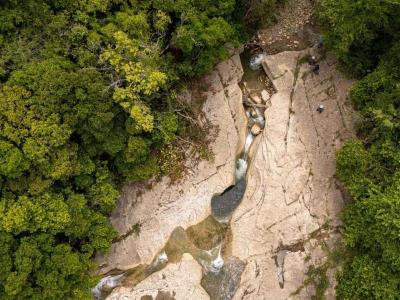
top-left (197, 245), bottom-right (225, 273)
top-left (249, 53), bottom-right (266, 70)
top-left (235, 159), bottom-right (248, 180)
top-left (210, 248), bottom-right (224, 273)
top-left (92, 274), bottom-right (124, 299)
top-left (152, 251), bottom-right (168, 267)
top-left (244, 134), bottom-right (254, 155)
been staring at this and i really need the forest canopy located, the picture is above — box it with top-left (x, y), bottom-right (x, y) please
top-left (318, 0), bottom-right (400, 298)
top-left (0, 0), bottom-right (283, 299)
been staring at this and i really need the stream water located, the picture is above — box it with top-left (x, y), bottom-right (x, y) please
top-left (92, 48), bottom-right (274, 300)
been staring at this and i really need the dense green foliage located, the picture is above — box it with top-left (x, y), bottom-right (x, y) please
top-left (0, 0), bottom-right (278, 299)
top-left (318, 0), bottom-right (400, 77)
top-left (319, 0), bottom-right (400, 298)
top-left (233, 0), bottom-right (285, 32)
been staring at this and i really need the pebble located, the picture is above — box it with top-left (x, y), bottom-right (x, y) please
top-left (249, 108), bottom-right (258, 118)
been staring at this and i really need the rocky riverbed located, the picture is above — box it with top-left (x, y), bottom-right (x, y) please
top-left (93, 52), bottom-right (249, 299)
top-left (94, 46), bottom-right (355, 299)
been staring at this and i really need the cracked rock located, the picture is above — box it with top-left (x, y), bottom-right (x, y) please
top-left (96, 54), bottom-right (247, 277)
top-left (231, 49), bottom-right (356, 300)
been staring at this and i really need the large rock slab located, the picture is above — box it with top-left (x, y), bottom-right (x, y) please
top-left (231, 50), bottom-right (355, 299)
top-left (107, 254), bottom-right (209, 300)
top-left (96, 54), bottom-right (246, 274)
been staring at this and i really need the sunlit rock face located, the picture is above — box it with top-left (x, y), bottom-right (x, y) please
top-left (96, 53), bottom-right (247, 275)
top-left (99, 48), bottom-right (355, 300)
top-left (231, 49), bottom-right (356, 300)
top-left (107, 254), bottom-right (209, 300)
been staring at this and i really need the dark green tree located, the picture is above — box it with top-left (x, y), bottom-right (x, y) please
top-left (322, 2), bottom-right (400, 296)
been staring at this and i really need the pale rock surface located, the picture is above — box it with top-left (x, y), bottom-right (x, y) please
top-left (250, 95), bottom-right (262, 104)
top-left (232, 49), bottom-right (355, 299)
top-left (107, 254), bottom-right (209, 300)
top-left (96, 54), bottom-right (246, 274)
top-left (100, 49), bottom-right (355, 300)
top-left (261, 90), bottom-right (271, 102)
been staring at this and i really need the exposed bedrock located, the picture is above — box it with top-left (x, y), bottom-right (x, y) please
top-left (100, 48), bottom-right (356, 300)
top-left (231, 49), bottom-right (355, 300)
top-left (106, 253), bottom-right (209, 300)
top-left (96, 53), bottom-right (247, 275)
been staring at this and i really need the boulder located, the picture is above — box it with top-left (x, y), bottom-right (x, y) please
top-left (107, 254), bottom-right (209, 300)
top-left (250, 124), bottom-right (262, 136)
top-left (250, 95), bottom-right (262, 104)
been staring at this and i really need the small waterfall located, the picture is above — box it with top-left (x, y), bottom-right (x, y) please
top-left (92, 274), bottom-right (124, 300)
top-left (235, 159), bottom-right (248, 181)
top-left (93, 251), bottom-right (168, 299)
top-left (210, 248), bottom-right (224, 273)
top-left (244, 134), bottom-right (254, 155)
top-left (249, 53), bottom-right (266, 70)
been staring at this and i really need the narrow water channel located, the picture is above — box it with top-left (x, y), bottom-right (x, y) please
top-left (211, 47), bottom-right (272, 222)
top-left (92, 47), bottom-right (275, 300)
